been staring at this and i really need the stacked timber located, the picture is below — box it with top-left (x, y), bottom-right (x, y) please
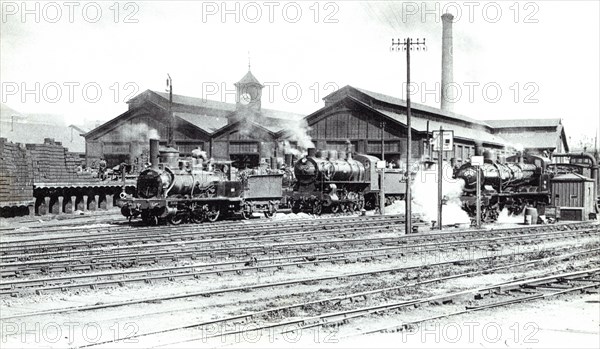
top-left (26, 138), bottom-right (98, 184)
top-left (0, 138), bottom-right (34, 203)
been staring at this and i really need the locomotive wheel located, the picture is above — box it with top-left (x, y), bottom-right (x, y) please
top-left (168, 214), bottom-right (185, 225)
top-left (205, 205), bottom-right (220, 222)
top-left (291, 204), bottom-right (301, 214)
top-left (143, 215), bottom-right (159, 226)
top-left (241, 204), bottom-right (252, 220)
top-left (190, 211), bottom-right (205, 224)
top-left (340, 204), bottom-right (349, 213)
top-left (330, 204), bottom-right (340, 214)
top-left (349, 202), bottom-right (357, 213)
top-left (264, 211), bottom-right (274, 219)
top-left (312, 202), bottom-right (323, 215)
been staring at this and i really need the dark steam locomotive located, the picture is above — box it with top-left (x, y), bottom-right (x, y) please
top-left (120, 139), bottom-right (281, 224)
top-left (290, 147), bottom-right (406, 214)
top-left (454, 152), bottom-right (552, 221)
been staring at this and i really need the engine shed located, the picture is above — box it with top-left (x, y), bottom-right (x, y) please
top-left (84, 70), bottom-right (305, 170)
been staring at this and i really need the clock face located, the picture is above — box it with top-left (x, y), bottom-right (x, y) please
top-left (240, 93), bottom-right (252, 105)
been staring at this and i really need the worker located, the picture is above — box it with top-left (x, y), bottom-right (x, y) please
top-left (98, 157), bottom-right (107, 180)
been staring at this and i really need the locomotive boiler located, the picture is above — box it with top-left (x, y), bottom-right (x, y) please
top-left (454, 153), bottom-right (551, 221)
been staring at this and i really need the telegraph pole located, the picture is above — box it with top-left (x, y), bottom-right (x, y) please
top-left (380, 120), bottom-right (386, 215)
top-left (166, 74), bottom-right (174, 147)
top-left (438, 126), bottom-right (443, 230)
top-left (391, 37), bottom-right (426, 234)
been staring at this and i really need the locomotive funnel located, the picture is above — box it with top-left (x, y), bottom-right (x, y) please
top-left (307, 148), bottom-right (316, 157)
top-left (149, 138), bottom-right (160, 170)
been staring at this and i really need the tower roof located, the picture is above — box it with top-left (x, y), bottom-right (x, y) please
top-left (235, 70), bottom-right (263, 87)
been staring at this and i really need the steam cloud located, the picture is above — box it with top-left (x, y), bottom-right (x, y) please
top-left (411, 162), bottom-right (471, 225)
top-left (283, 118), bottom-right (315, 151)
top-left (378, 162), bottom-right (471, 226)
top-left (119, 123), bottom-right (159, 141)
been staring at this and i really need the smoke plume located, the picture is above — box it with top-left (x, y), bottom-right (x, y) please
top-left (411, 161), bottom-right (471, 225)
top-left (282, 119), bottom-right (314, 151)
top-left (118, 123), bottom-right (159, 142)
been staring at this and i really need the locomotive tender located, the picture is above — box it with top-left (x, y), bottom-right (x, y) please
top-left (120, 139), bottom-right (281, 224)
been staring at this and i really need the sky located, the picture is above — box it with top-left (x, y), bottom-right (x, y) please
top-left (1, 1), bottom-right (599, 147)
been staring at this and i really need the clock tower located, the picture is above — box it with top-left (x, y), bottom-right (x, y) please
top-left (235, 69), bottom-right (263, 111)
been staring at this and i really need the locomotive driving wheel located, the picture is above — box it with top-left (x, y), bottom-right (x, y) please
top-left (168, 212), bottom-right (185, 225)
top-left (312, 201), bottom-right (323, 215)
top-left (349, 202), bottom-right (357, 213)
top-left (142, 213), bottom-right (158, 226)
top-left (205, 204), bottom-right (220, 222)
top-left (330, 204), bottom-right (340, 214)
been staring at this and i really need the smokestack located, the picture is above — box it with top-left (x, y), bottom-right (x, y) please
top-left (441, 13), bottom-right (455, 112)
top-left (149, 139), bottom-right (159, 170)
top-left (307, 148), bottom-right (316, 158)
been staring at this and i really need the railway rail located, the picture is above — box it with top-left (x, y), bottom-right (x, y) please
top-left (60, 251), bottom-right (599, 347)
top-left (0, 215), bottom-right (410, 255)
top-left (1, 222), bottom-right (597, 281)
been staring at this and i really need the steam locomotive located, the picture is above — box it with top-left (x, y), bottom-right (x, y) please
top-left (290, 147), bottom-right (406, 214)
top-left (454, 153), bottom-right (551, 221)
top-left (121, 136), bottom-right (598, 225)
top-left (454, 151), bottom-right (600, 222)
top-left (120, 139), bottom-right (281, 225)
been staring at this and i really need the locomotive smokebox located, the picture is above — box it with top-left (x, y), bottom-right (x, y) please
top-left (149, 139), bottom-right (160, 170)
top-left (307, 148), bottom-right (316, 157)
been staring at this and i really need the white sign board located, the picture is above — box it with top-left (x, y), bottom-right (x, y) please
top-left (471, 156), bottom-right (484, 166)
top-left (431, 130), bottom-right (454, 151)
top-left (376, 160), bottom-right (386, 169)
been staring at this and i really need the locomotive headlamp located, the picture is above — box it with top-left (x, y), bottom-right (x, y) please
top-left (301, 158), bottom-right (307, 163)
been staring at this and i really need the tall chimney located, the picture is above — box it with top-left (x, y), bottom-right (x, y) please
top-left (441, 13), bottom-right (455, 112)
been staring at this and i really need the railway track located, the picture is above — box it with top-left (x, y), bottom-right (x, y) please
top-left (0, 210), bottom-right (370, 238)
top-left (1, 225), bottom-right (598, 295)
top-left (353, 267), bottom-right (600, 336)
top-left (54, 250), bottom-right (599, 347)
top-left (2, 222), bottom-right (597, 280)
top-left (0, 214), bottom-right (410, 256)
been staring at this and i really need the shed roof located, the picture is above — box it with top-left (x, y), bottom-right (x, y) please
top-left (152, 91), bottom-right (236, 112)
top-left (484, 118), bottom-right (562, 128)
top-left (174, 112), bottom-right (228, 134)
top-left (374, 108), bottom-right (507, 146)
top-left (551, 173), bottom-right (594, 182)
top-left (325, 85), bottom-right (493, 129)
top-left (493, 131), bottom-right (563, 150)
